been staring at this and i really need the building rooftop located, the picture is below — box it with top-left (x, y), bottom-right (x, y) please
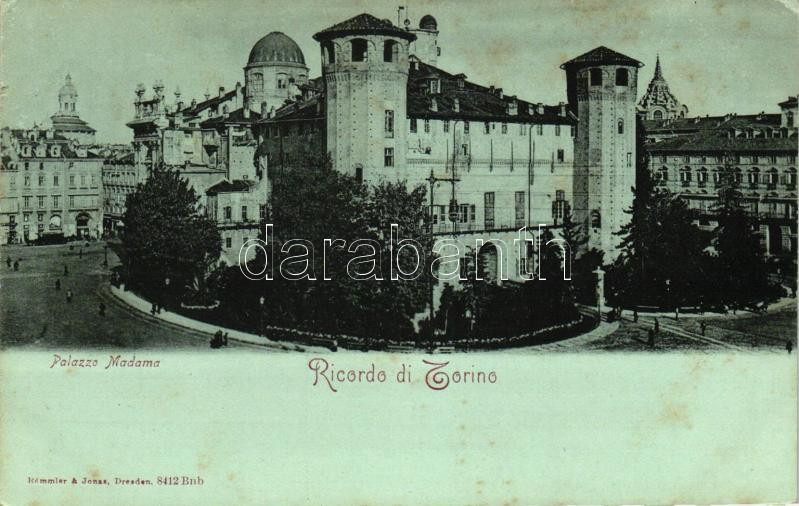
top-left (561, 46), bottom-right (643, 69)
top-left (206, 179), bottom-right (256, 195)
top-left (313, 13), bottom-right (416, 42)
top-left (248, 32), bottom-right (305, 66)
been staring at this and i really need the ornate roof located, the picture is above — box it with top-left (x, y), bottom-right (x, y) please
top-left (638, 55), bottom-right (688, 119)
top-left (59, 74), bottom-right (77, 98)
top-left (313, 13), bottom-right (416, 42)
top-left (248, 32), bottom-right (306, 66)
top-left (419, 14), bottom-right (437, 31)
top-left (561, 46), bottom-right (643, 69)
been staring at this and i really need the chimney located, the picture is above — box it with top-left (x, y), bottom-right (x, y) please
top-left (558, 102), bottom-right (566, 116)
top-left (218, 86), bottom-right (225, 98)
top-left (507, 97), bottom-right (518, 116)
top-left (453, 98), bottom-right (460, 112)
top-left (235, 82), bottom-right (243, 109)
top-left (191, 98), bottom-right (197, 108)
top-left (243, 106), bottom-right (250, 119)
top-left (497, 88), bottom-right (503, 99)
top-left (489, 85), bottom-right (495, 94)
top-left (537, 103), bottom-right (544, 114)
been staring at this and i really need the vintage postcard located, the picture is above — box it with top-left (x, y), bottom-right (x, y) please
top-left (0, 0), bottom-right (797, 504)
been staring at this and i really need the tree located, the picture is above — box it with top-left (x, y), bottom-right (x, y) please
top-left (122, 166), bottom-right (221, 304)
top-left (710, 156), bottom-right (774, 308)
top-left (606, 118), bottom-right (711, 309)
top-left (559, 210), bottom-right (603, 304)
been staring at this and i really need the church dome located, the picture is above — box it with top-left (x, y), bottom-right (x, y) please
top-left (419, 15), bottom-right (437, 30)
top-left (248, 32), bottom-right (305, 65)
top-left (59, 74), bottom-right (77, 98)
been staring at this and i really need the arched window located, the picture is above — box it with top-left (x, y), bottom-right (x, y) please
top-left (590, 209), bottom-right (601, 228)
top-left (250, 72), bottom-right (263, 93)
top-left (653, 110), bottom-right (663, 120)
top-left (383, 40), bottom-right (399, 63)
top-left (617, 119), bottom-right (624, 134)
top-left (589, 68), bottom-right (602, 86)
top-left (322, 41), bottom-right (335, 64)
top-left (659, 166), bottom-right (669, 182)
top-left (680, 166), bottom-right (692, 184)
top-left (786, 167), bottom-right (796, 187)
top-left (767, 168), bottom-right (778, 186)
top-left (351, 38), bottom-right (368, 62)
top-left (733, 167), bottom-right (742, 185)
top-left (698, 167), bottom-right (708, 185)
top-left (615, 68), bottom-right (629, 86)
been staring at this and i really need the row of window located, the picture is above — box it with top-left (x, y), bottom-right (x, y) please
top-left (218, 204), bottom-right (268, 222)
top-left (659, 154), bottom-right (797, 164)
top-left (588, 67), bottom-right (630, 87)
top-left (12, 173), bottom-right (96, 188)
top-left (21, 195), bottom-right (87, 208)
top-left (321, 39), bottom-right (400, 65)
top-left (431, 190), bottom-right (568, 229)
top-left (661, 166), bottom-right (797, 187)
top-left (405, 115), bottom-right (574, 137)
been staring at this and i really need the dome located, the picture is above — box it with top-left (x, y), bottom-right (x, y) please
top-left (59, 74), bottom-right (77, 98)
top-left (419, 15), bottom-right (437, 30)
top-left (248, 32), bottom-right (305, 65)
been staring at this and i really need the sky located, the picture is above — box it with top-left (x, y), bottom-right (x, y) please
top-left (0, 0), bottom-right (797, 143)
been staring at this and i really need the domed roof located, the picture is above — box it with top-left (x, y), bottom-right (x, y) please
top-left (248, 32), bottom-right (305, 65)
top-left (59, 74), bottom-right (77, 98)
top-left (419, 15), bottom-right (437, 30)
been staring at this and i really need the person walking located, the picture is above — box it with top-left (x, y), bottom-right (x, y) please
top-left (13, 260), bottom-right (19, 271)
top-left (223, 332), bottom-right (229, 347)
top-left (787, 340), bottom-right (794, 354)
top-left (699, 321), bottom-right (706, 336)
top-left (647, 328), bottom-right (655, 348)
top-left (653, 317), bottom-right (659, 335)
top-left (5, 256), bottom-right (11, 268)
top-left (79, 247), bottom-right (83, 259)
top-left (66, 289), bottom-right (73, 303)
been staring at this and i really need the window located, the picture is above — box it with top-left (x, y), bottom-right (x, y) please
top-left (626, 152), bottom-right (632, 167)
top-left (590, 209), bottom-right (601, 228)
top-left (552, 190), bottom-right (568, 221)
top-left (355, 165), bottom-right (363, 183)
top-left (69, 196), bottom-right (75, 208)
top-left (351, 38), bottom-right (368, 62)
top-left (752, 155), bottom-right (759, 163)
top-left (571, 126), bottom-right (576, 137)
top-left (424, 119), bottom-right (430, 133)
top-left (519, 124), bottom-right (525, 136)
top-left (680, 167), bottom-right (692, 183)
top-left (91, 174), bottom-right (96, 187)
top-left (322, 41), bottom-right (335, 64)
top-left (383, 40), bottom-right (398, 62)
top-left (501, 123), bottom-right (507, 134)
top-left (429, 79), bottom-right (440, 94)
top-left (589, 68), bottom-right (603, 86)
top-left (768, 169), bottom-right (778, 186)
top-left (463, 121), bottom-right (469, 134)
top-left (277, 76), bottom-right (286, 89)
top-left (24, 175), bottom-right (30, 187)
top-left (224, 206), bottom-right (232, 221)
top-left (23, 196), bottom-right (31, 208)
top-left (431, 205), bottom-right (446, 225)
top-left (23, 212), bottom-right (30, 222)
top-left (241, 206), bottom-right (248, 221)
top-left (81, 174), bottom-right (87, 186)
top-left (410, 118), bottom-right (417, 133)
top-left (250, 72), bottom-right (263, 93)
top-left (384, 147), bottom-right (394, 167)
top-left (515, 191), bottom-right (526, 228)
top-left (557, 149), bottom-right (564, 163)
top-left (484, 192), bottom-right (495, 229)
top-left (787, 169), bottom-right (797, 187)
top-left (536, 124), bottom-right (543, 135)
top-left (38, 196), bottom-right (44, 208)
top-left (443, 120), bottom-right (450, 133)
top-left (259, 204), bottom-right (267, 220)
top-left (385, 110), bottom-right (394, 138)
top-left (555, 125), bottom-right (561, 136)
top-left (458, 204), bottom-right (474, 224)
top-left (484, 122), bottom-right (490, 134)
top-left (748, 168), bottom-right (760, 186)
top-left (38, 212), bottom-right (44, 222)
top-left (653, 110), bottom-right (663, 120)
top-left (698, 168), bottom-right (708, 185)
top-left (53, 195), bottom-right (60, 208)
top-left (615, 68), bottom-right (629, 86)
top-left (38, 174), bottom-right (44, 186)
top-left (39, 162), bottom-right (43, 170)
top-left (225, 237), bottom-right (232, 249)
top-left (53, 175), bottom-right (59, 186)
top-left (617, 119), bottom-right (624, 134)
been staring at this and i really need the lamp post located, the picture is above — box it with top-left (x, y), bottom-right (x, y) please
top-left (164, 277), bottom-right (170, 310)
top-left (259, 295), bottom-right (265, 336)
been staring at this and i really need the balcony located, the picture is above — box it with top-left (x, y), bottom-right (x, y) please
top-left (680, 180), bottom-right (690, 188)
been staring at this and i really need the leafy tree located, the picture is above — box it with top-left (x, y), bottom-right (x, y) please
top-left (559, 210), bottom-right (603, 304)
top-left (710, 157), bottom-right (774, 308)
top-left (122, 166), bottom-right (221, 304)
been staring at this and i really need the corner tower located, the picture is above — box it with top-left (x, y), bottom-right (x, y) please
top-left (313, 13), bottom-right (416, 182)
top-left (408, 14), bottom-right (440, 65)
top-left (562, 46), bottom-right (642, 260)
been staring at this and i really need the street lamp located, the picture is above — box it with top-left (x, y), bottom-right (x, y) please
top-left (164, 277), bottom-right (170, 311)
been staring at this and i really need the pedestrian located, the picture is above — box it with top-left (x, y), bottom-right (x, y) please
top-left (699, 321), bottom-right (706, 336)
top-left (633, 308), bottom-right (638, 323)
top-left (653, 317), bottom-right (659, 335)
top-left (13, 260), bottom-right (19, 271)
top-left (647, 328), bottom-right (655, 348)
top-left (5, 256), bottom-right (10, 268)
top-left (55, 279), bottom-right (61, 291)
top-left (66, 289), bottom-right (73, 303)
top-left (223, 332), bottom-right (229, 347)
top-left (79, 248), bottom-right (83, 259)
top-left (64, 264), bottom-right (69, 276)
top-left (150, 303), bottom-right (157, 315)
top-left (788, 340), bottom-right (794, 354)
top-left (99, 302), bottom-right (106, 316)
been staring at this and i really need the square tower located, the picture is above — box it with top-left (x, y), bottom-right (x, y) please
top-left (562, 47), bottom-right (642, 261)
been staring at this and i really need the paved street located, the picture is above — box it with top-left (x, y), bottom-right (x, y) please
top-left (0, 242), bottom-right (260, 350)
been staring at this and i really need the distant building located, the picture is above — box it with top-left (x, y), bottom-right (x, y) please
top-left (101, 149), bottom-right (139, 235)
top-left (638, 55), bottom-right (688, 121)
top-left (0, 126), bottom-right (104, 243)
top-left (50, 74), bottom-right (97, 144)
top-left (644, 98), bottom-right (798, 256)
